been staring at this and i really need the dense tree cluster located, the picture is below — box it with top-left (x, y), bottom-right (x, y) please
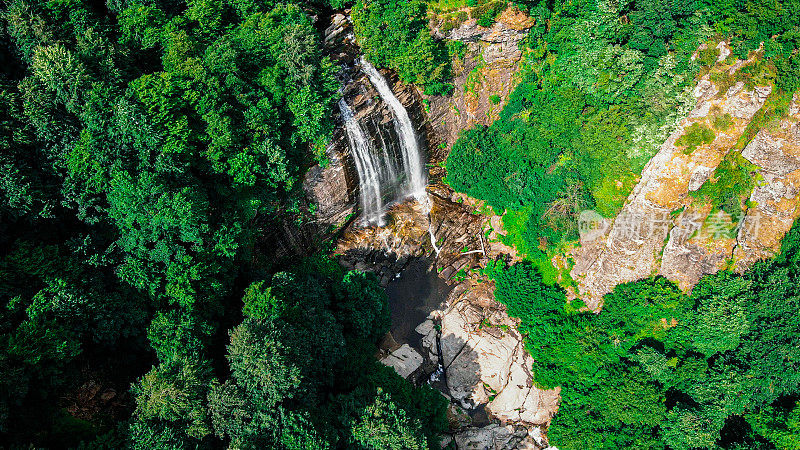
top-left (0, 0), bottom-right (448, 446)
top-left (352, 0), bottom-right (453, 94)
top-left (133, 260), bottom-right (447, 448)
top-left (483, 220), bottom-right (800, 448)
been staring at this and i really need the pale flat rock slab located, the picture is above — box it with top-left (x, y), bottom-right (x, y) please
top-left (440, 281), bottom-right (559, 424)
top-left (415, 319), bottom-right (436, 335)
top-left (380, 344), bottom-right (423, 379)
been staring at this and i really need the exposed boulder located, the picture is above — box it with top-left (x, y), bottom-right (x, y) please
top-left (380, 344), bottom-right (424, 379)
top-left (440, 280), bottom-right (560, 425)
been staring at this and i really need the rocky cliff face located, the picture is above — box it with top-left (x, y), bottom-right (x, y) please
top-left (439, 280), bottom-right (559, 426)
top-left (425, 7), bottom-right (534, 156)
top-left (303, 14), bottom-right (432, 228)
top-left (571, 44), bottom-right (800, 307)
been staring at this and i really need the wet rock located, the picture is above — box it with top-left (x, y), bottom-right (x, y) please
top-left (422, 331), bottom-right (439, 366)
top-left (100, 389), bottom-right (116, 403)
top-left (447, 403), bottom-right (473, 429)
top-left (440, 435), bottom-right (454, 449)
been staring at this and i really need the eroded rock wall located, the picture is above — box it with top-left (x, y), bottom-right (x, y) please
top-left (425, 7), bottom-right (534, 157)
top-left (304, 14), bottom-right (433, 229)
top-left (571, 45), bottom-right (800, 307)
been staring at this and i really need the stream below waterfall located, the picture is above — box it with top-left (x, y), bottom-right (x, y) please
top-left (384, 257), bottom-right (451, 349)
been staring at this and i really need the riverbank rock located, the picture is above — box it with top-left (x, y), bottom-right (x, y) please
top-left (440, 280), bottom-right (560, 424)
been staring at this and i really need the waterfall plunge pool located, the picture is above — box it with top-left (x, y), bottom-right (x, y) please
top-left (384, 257), bottom-right (452, 349)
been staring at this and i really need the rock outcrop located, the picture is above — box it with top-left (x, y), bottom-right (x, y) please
top-left (380, 344), bottom-right (424, 379)
top-left (571, 44), bottom-right (800, 306)
top-left (733, 100), bottom-right (800, 269)
top-left (438, 281), bottom-right (560, 425)
top-left (425, 7), bottom-right (534, 156)
top-left (302, 144), bottom-right (356, 227)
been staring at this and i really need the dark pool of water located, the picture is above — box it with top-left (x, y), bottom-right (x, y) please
top-left (384, 257), bottom-right (452, 348)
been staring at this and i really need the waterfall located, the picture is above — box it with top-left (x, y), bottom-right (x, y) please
top-left (338, 98), bottom-right (386, 226)
top-left (428, 225), bottom-right (441, 256)
top-left (360, 58), bottom-right (427, 201)
top-left (337, 59), bottom-right (428, 225)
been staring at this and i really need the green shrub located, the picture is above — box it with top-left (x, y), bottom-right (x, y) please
top-left (693, 152), bottom-right (758, 220)
top-left (352, 0), bottom-right (452, 91)
top-left (695, 46), bottom-right (720, 67)
top-left (471, 1), bottom-right (505, 27)
top-left (440, 19), bottom-right (456, 33)
top-left (675, 122), bottom-right (715, 154)
top-left (712, 113), bottom-right (734, 131)
top-left (447, 40), bottom-right (466, 62)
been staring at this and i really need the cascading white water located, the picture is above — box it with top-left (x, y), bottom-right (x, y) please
top-left (360, 58), bottom-right (427, 201)
top-left (338, 98), bottom-right (386, 226)
top-left (338, 59), bottom-right (428, 225)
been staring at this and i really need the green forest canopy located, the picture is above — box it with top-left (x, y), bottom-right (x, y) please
top-left (0, 0), bottom-right (449, 446)
top-left (2, 0), bottom-right (800, 447)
